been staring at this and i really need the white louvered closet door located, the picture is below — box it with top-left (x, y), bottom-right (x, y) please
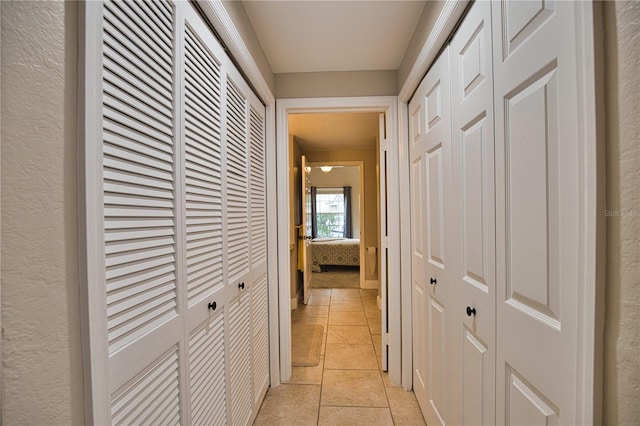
top-left (224, 50), bottom-right (270, 426)
top-left (181, 6), bottom-right (230, 426)
top-left (84, 1), bottom-right (269, 424)
top-left (101, 0), bottom-right (183, 424)
top-left (248, 101), bottom-right (269, 412)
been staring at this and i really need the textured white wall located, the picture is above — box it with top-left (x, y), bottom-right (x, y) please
top-left (275, 70), bottom-right (398, 99)
top-left (222, 0), bottom-right (275, 94)
top-left (604, 1), bottom-right (640, 425)
top-left (397, 0), bottom-right (447, 89)
top-left (1, 1), bottom-right (84, 424)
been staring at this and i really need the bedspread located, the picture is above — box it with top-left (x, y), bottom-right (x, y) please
top-left (311, 238), bottom-right (360, 272)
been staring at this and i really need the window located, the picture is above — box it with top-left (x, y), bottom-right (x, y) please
top-left (312, 186), bottom-right (352, 238)
top-left (315, 189), bottom-right (346, 238)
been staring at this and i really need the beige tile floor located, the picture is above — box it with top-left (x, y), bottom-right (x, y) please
top-left (254, 288), bottom-right (426, 426)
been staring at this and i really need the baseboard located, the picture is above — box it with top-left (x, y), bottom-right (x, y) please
top-left (363, 279), bottom-right (379, 289)
top-left (290, 297), bottom-right (298, 310)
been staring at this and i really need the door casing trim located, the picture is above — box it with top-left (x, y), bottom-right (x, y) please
top-left (275, 97), bottom-right (403, 385)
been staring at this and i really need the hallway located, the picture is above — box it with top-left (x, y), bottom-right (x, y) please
top-left (253, 288), bottom-right (425, 425)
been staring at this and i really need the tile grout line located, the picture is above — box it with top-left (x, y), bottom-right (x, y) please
top-left (264, 285), bottom-right (400, 425)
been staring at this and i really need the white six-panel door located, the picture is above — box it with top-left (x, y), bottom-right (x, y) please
top-left (449, 1), bottom-right (496, 425)
top-left (493, 1), bottom-right (582, 424)
top-left (409, 47), bottom-right (453, 426)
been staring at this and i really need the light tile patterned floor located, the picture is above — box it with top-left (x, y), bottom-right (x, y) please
top-left (253, 288), bottom-right (426, 426)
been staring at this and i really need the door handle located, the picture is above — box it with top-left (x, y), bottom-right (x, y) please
top-left (208, 301), bottom-right (217, 311)
top-left (466, 306), bottom-right (476, 317)
top-left (429, 277), bottom-right (437, 285)
top-left (239, 282), bottom-right (245, 290)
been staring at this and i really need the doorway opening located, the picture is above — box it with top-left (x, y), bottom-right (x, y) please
top-left (275, 97), bottom-right (402, 386)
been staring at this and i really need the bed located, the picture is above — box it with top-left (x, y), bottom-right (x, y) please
top-left (310, 238), bottom-right (360, 272)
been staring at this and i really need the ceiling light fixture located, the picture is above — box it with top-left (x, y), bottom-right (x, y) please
top-left (320, 166), bottom-right (333, 173)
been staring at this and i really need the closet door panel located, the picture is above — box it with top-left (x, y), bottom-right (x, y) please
top-left (427, 294), bottom-right (447, 426)
top-left (249, 98), bottom-right (269, 409)
top-left (225, 78), bottom-right (250, 285)
top-left (229, 292), bottom-right (253, 426)
top-left (111, 346), bottom-right (181, 426)
top-left (180, 7), bottom-right (235, 424)
top-left (188, 311), bottom-right (228, 426)
top-left (409, 94), bottom-right (428, 415)
top-left (100, 3), bottom-right (184, 420)
top-left (183, 8), bottom-right (225, 311)
top-left (251, 272), bottom-right (270, 405)
top-left (449, 1), bottom-right (496, 424)
top-left (409, 48), bottom-right (452, 426)
top-left (103, 0), bottom-right (178, 357)
top-left (461, 329), bottom-right (488, 425)
top-left (493, 1), bottom-right (581, 424)
top-left (249, 105), bottom-right (267, 273)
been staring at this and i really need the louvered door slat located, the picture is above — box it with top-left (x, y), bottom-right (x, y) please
top-left (104, 67), bottom-right (173, 118)
top-left (185, 34), bottom-right (221, 82)
top-left (185, 156), bottom-right (221, 185)
top-left (152, 0), bottom-right (173, 21)
top-left (104, 119), bottom-right (172, 154)
top-left (102, 32), bottom-right (171, 99)
top-left (103, 140), bottom-right (172, 170)
top-left (104, 94), bottom-right (173, 138)
top-left (185, 90), bottom-right (221, 128)
top-left (184, 23), bottom-right (223, 307)
top-left (104, 207), bottom-right (174, 221)
top-left (105, 195), bottom-right (173, 210)
top-left (111, 1), bottom-right (173, 52)
top-left (189, 312), bottom-right (227, 426)
top-left (103, 54), bottom-right (173, 110)
top-left (104, 235), bottom-right (175, 254)
top-left (103, 106), bottom-right (173, 147)
top-left (127, 0), bottom-right (173, 42)
top-left (229, 292), bottom-right (253, 425)
top-left (104, 157), bottom-right (173, 184)
top-left (104, 3), bottom-right (172, 76)
top-left (185, 50), bottom-right (222, 101)
top-left (104, 79), bottom-right (173, 129)
top-left (186, 126), bottom-right (220, 158)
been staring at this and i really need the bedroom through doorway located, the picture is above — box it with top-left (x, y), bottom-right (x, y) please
top-left (307, 163), bottom-right (364, 290)
top-left (287, 112), bottom-right (383, 373)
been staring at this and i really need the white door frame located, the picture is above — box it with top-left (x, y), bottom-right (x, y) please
top-left (276, 97), bottom-right (403, 384)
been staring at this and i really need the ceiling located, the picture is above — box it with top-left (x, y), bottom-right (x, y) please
top-left (242, 1), bottom-right (427, 74)
top-left (289, 112), bottom-right (379, 151)
top-left (242, 1), bottom-right (426, 151)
